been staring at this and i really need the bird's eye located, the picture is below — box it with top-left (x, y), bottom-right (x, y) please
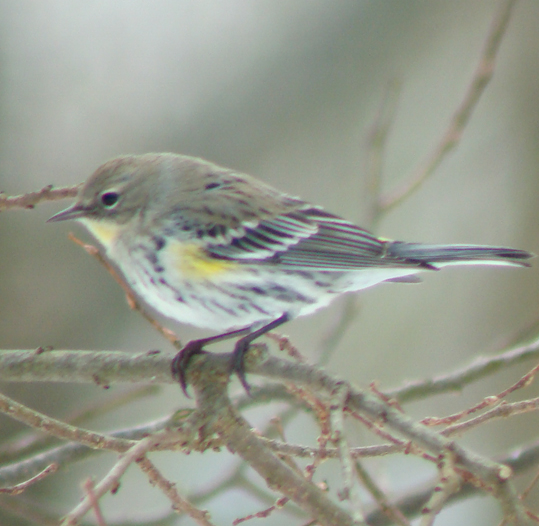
top-left (100, 191), bottom-right (120, 208)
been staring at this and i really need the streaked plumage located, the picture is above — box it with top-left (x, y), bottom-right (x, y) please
top-left (48, 153), bottom-right (533, 393)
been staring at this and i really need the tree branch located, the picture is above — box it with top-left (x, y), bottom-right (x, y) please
top-left (379, 0), bottom-right (518, 212)
top-left (385, 335), bottom-right (539, 402)
top-left (189, 353), bottom-right (358, 526)
top-left (0, 185), bottom-right (80, 211)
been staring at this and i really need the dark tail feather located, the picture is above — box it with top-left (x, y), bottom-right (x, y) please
top-left (387, 242), bottom-right (533, 268)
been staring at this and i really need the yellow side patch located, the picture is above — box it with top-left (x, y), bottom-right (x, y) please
top-left (168, 242), bottom-right (239, 279)
top-left (80, 219), bottom-right (121, 247)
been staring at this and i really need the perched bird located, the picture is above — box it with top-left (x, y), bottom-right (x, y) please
top-left (48, 153), bottom-right (533, 394)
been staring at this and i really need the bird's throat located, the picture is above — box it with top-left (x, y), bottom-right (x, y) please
top-left (80, 218), bottom-right (122, 247)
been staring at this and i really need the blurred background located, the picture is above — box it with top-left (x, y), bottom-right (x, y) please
top-left (1, 1), bottom-right (539, 524)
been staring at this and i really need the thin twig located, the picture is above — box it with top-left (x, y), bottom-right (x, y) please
top-left (0, 184), bottom-right (81, 211)
top-left (189, 355), bottom-right (357, 526)
top-left (442, 397), bottom-right (539, 437)
top-left (0, 390), bottom-right (136, 452)
top-left (364, 79), bottom-right (402, 225)
top-left (354, 460), bottom-right (410, 526)
top-left (385, 335), bottom-right (539, 403)
top-left (254, 355), bottom-right (530, 523)
top-left (419, 453), bottom-right (461, 526)
top-left (364, 439), bottom-right (539, 526)
top-left (68, 233), bottom-right (181, 348)
top-left (0, 414), bottom-right (193, 488)
top-left (379, 0), bottom-right (518, 212)
top-left (422, 361), bottom-right (539, 427)
top-left (233, 497), bottom-right (289, 525)
top-left (0, 385), bottom-right (159, 463)
top-left (0, 464), bottom-right (58, 495)
top-left (82, 478), bottom-right (107, 526)
top-left (329, 383), bottom-right (366, 524)
top-left (61, 436), bottom-right (159, 525)
top-left (137, 457), bottom-right (215, 526)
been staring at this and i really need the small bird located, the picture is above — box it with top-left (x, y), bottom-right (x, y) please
top-left (48, 153), bottom-right (533, 394)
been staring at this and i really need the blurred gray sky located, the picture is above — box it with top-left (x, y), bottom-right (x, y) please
top-left (1, 2), bottom-right (539, 524)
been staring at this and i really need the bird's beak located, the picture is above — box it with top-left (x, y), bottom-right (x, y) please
top-left (47, 203), bottom-right (88, 222)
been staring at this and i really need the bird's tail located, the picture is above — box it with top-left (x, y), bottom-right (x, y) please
top-left (387, 242), bottom-right (533, 268)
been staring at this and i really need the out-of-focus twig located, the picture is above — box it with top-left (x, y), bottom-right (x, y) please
top-left (385, 335), bottom-right (539, 403)
top-left (0, 385), bottom-right (159, 463)
top-left (354, 460), bottom-right (410, 526)
top-left (0, 464), bottom-right (58, 495)
top-left (68, 233), bottom-right (181, 348)
top-left (0, 184), bottom-right (81, 211)
top-left (364, 439), bottom-right (539, 526)
top-left (0, 390), bottom-right (136, 452)
top-left (419, 453), bottom-right (461, 526)
top-left (190, 354), bottom-right (358, 526)
top-left (379, 0), bottom-right (518, 213)
top-left (422, 360), bottom-right (539, 427)
top-left (61, 435), bottom-right (159, 525)
top-left (137, 457), bottom-right (215, 526)
top-left (329, 383), bottom-right (365, 523)
top-left (255, 354), bottom-right (530, 523)
top-left (82, 478), bottom-right (107, 526)
top-left (364, 79), bottom-right (402, 226)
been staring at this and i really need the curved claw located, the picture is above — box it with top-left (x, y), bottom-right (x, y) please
top-left (170, 340), bottom-right (208, 397)
top-left (229, 313), bottom-right (291, 396)
top-left (230, 338), bottom-right (252, 396)
top-left (171, 313), bottom-right (290, 398)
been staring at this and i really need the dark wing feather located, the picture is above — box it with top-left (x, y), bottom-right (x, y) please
top-left (204, 211), bottom-right (317, 259)
top-left (206, 207), bottom-right (429, 271)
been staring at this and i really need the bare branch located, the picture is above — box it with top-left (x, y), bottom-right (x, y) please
top-left (0, 349), bottom-right (172, 384)
top-left (252, 353), bottom-right (530, 523)
top-left (442, 398), bottom-right (539, 436)
top-left (1, 339), bottom-right (538, 522)
top-left (364, 79), bottom-right (402, 225)
top-left (3, 334), bottom-right (539, 391)
top-left (0, 390), bottom-right (136, 451)
top-left (379, 0), bottom-right (518, 212)
top-left (354, 460), bottom-right (411, 526)
top-left (419, 453), bottom-right (461, 526)
top-left (0, 385), bottom-right (158, 463)
top-left (68, 234), bottom-right (182, 348)
top-left (0, 464), bottom-right (58, 495)
top-left (364, 439), bottom-right (539, 526)
top-left (422, 360), bottom-right (539, 427)
top-left (329, 383), bottom-right (366, 523)
top-left (0, 416), bottom-right (172, 487)
top-left (0, 184), bottom-right (81, 211)
top-left (137, 457), bottom-right (215, 526)
top-left (81, 478), bottom-right (106, 526)
top-left (190, 355), bottom-right (357, 526)
top-left (61, 435), bottom-right (160, 525)
top-left (385, 335), bottom-right (539, 403)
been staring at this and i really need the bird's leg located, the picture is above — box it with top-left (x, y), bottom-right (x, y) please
top-left (230, 313), bottom-right (290, 394)
top-left (171, 326), bottom-right (251, 397)
top-left (171, 313), bottom-right (290, 397)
